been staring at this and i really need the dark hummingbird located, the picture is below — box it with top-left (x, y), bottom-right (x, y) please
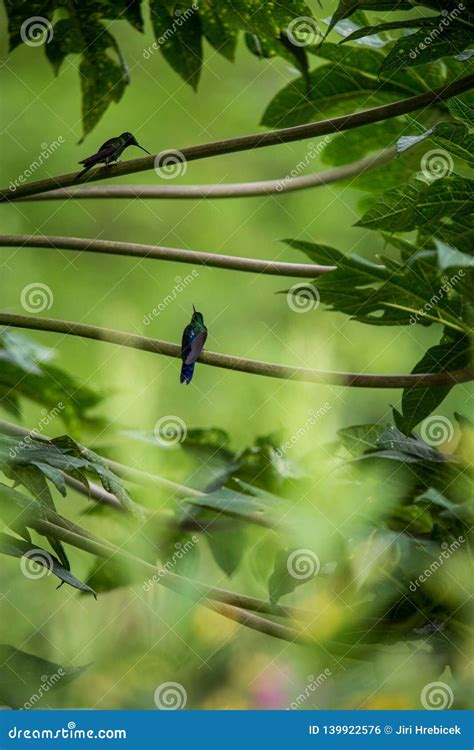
top-left (75, 132), bottom-right (151, 181)
top-left (180, 306), bottom-right (208, 384)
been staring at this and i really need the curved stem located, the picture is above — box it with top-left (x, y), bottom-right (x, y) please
top-left (1, 313), bottom-right (472, 388)
top-left (17, 149), bottom-right (394, 202)
top-left (1, 74), bottom-right (472, 202)
top-left (0, 235), bottom-right (335, 278)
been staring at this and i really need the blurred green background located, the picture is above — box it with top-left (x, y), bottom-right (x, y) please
top-left (0, 2), bottom-right (471, 711)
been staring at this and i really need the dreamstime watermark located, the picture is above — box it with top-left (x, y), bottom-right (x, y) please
top-left (20, 282), bottom-right (54, 313)
top-left (154, 149), bottom-right (187, 179)
top-left (420, 681), bottom-right (454, 710)
top-left (9, 137), bottom-right (65, 192)
top-left (143, 271), bottom-right (199, 325)
top-left (409, 536), bottom-right (465, 592)
top-left (143, 536), bottom-right (198, 591)
top-left (154, 681), bottom-right (187, 709)
top-left (287, 282), bottom-right (320, 313)
top-left (143, 3), bottom-right (198, 59)
top-left (287, 16), bottom-right (321, 47)
top-left (287, 549), bottom-right (320, 580)
top-left (276, 402), bottom-right (331, 457)
top-left (8, 403), bottom-right (65, 459)
top-left (20, 549), bottom-right (54, 580)
top-left (420, 149), bottom-right (454, 180)
top-left (420, 415), bottom-right (455, 446)
top-left (20, 16), bottom-right (53, 47)
top-left (276, 137), bottom-right (331, 192)
top-left (21, 669), bottom-right (65, 710)
top-left (409, 4), bottom-right (465, 60)
top-left (153, 415), bottom-right (187, 447)
top-left (287, 669), bottom-right (332, 709)
top-left (409, 269), bottom-right (465, 324)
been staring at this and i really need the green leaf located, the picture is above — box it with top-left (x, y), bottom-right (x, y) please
top-left (397, 121), bottom-right (474, 166)
top-left (206, 524), bottom-right (246, 577)
top-left (0, 644), bottom-right (87, 709)
top-left (356, 177), bottom-right (474, 233)
top-left (200, 2), bottom-right (238, 61)
top-left (0, 429), bottom-right (139, 516)
top-left (268, 546), bottom-right (319, 603)
top-left (0, 330), bottom-right (102, 427)
top-left (339, 19), bottom-right (435, 45)
top-left (150, 0), bottom-right (203, 90)
top-left (0, 533), bottom-right (96, 597)
top-left (325, 0), bottom-right (412, 38)
top-left (338, 424), bottom-right (387, 456)
top-left (447, 92), bottom-right (474, 125)
top-left (397, 337), bottom-right (471, 433)
top-left (376, 425), bottom-right (448, 462)
top-left (284, 238), bottom-right (466, 330)
top-left (380, 25), bottom-right (471, 76)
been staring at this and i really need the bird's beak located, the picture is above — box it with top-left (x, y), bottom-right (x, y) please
top-left (136, 143), bottom-right (151, 155)
top-left (192, 305), bottom-right (196, 313)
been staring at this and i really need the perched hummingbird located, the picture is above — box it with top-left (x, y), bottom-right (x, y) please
top-left (75, 132), bottom-right (150, 181)
top-left (180, 306), bottom-right (208, 384)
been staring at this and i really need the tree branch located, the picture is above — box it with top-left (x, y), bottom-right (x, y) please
top-left (0, 235), bottom-right (335, 278)
top-left (1, 313), bottom-right (472, 388)
top-left (1, 75), bottom-right (472, 202)
top-left (16, 149), bottom-right (394, 202)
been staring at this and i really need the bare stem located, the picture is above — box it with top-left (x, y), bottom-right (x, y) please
top-left (1, 313), bottom-right (472, 388)
top-left (17, 149), bottom-right (394, 202)
top-left (0, 235), bottom-right (335, 277)
top-left (1, 75), bottom-right (472, 201)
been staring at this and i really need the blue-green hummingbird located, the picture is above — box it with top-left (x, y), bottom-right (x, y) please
top-left (180, 306), bottom-right (208, 384)
top-left (75, 132), bottom-right (150, 181)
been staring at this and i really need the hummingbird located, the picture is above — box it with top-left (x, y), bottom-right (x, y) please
top-left (75, 132), bottom-right (151, 181)
top-left (180, 306), bottom-right (208, 384)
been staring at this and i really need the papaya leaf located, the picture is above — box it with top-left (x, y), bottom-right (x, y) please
top-left (0, 644), bottom-right (87, 709)
top-left (0, 533), bottom-right (96, 597)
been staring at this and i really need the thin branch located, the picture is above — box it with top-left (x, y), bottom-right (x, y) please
top-left (1, 313), bottom-right (472, 388)
top-left (17, 148), bottom-right (395, 202)
top-left (1, 74), bottom-right (472, 202)
top-left (0, 235), bottom-right (335, 278)
top-left (30, 516), bottom-right (304, 642)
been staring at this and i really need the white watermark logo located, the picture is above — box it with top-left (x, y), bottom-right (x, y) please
top-left (287, 670), bottom-right (332, 709)
top-left (287, 17), bottom-right (321, 47)
top-left (20, 283), bottom-right (54, 313)
top-left (154, 682), bottom-right (187, 710)
top-left (276, 138), bottom-right (331, 192)
top-left (409, 269), bottom-right (465, 325)
top-left (287, 549), bottom-right (320, 580)
top-left (9, 137), bottom-right (65, 192)
top-left (143, 536), bottom-right (198, 591)
top-left (420, 681), bottom-right (454, 710)
top-left (420, 149), bottom-right (454, 181)
top-left (143, 3), bottom-right (198, 58)
top-left (153, 416), bottom-right (187, 447)
top-left (143, 271), bottom-right (199, 325)
top-left (20, 17), bottom-right (53, 47)
top-left (20, 549), bottom-right (54, 580)
top-left (420, 415), bottom-right (455, 446)
top-left (287, 283), bottom-right (320, 313)
top-left (276, 403), bottom-right (331, 457)
top-left (154, 149), bottom-right (187, 179)
top-left (409, 536), bottom-right (465, 592)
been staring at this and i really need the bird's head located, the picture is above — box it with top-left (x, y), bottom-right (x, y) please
top-left (120, 132), bottom-right (151, 154)
top-left (191, 305), bottom-right (204, 325)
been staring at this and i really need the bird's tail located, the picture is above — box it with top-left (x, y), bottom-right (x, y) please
top-left (74, 162), bottom-right (94, 183)
top-left (180, 362), bottom-right (195, 384)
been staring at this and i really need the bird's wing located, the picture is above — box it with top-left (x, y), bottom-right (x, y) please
top-left (78, 138), bottom-right (120, 166)
top-left (182, 328), bottom-right (207, 365)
